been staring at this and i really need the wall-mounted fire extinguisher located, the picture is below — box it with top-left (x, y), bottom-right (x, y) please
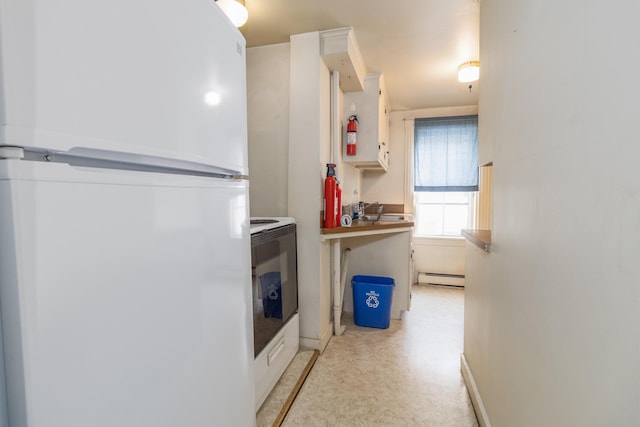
top-left (347, 115), bottom-right (358, 156)
top-left (323, 163), bottom-right (338, 228)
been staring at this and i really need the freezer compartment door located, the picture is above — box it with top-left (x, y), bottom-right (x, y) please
top-left (1, 0), bottom-right (247, 174)
top-left (0, 168), bottom-right (255, 426)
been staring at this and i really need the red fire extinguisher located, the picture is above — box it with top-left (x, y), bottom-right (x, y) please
top-left (323, 163), bottom-right (338, 228)
top-left (335, 180), bottom-right (342, 227)
top-left (347, 115), bottom-right (358, 156)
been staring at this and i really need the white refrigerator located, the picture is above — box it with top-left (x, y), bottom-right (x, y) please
top-left (0, 1), bottom-right (255, 426)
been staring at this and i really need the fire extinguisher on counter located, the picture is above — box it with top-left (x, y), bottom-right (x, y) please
top-left (347, 115), bottom-right (358, 156)
top-left (335, 179), bottom-right (342, 227)
top-left (323, 163), bottom-right (338, 228)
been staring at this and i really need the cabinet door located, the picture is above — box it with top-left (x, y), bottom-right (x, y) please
top-left (377, 85), bottom-right (390, 168)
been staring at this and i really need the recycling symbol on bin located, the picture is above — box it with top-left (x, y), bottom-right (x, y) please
top-left (365, 290), bottom-right (380, 308)
top-left (267, 286), bottom-right (279, 300)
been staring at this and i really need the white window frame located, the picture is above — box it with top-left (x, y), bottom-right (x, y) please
top-left (402, 107), bottom-right (479, 239)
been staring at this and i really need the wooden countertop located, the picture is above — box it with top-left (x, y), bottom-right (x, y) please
top-left (321, 220), bottom-right (414, 241)
top-left (461, 229), bottom-right (491, 252)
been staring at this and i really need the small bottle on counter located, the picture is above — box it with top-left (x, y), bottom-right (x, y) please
top-left (351, 190), bottom-right (359, 220)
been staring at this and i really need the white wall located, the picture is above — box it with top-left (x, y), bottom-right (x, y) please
top-left (337, 163), bottom-right (362, 217)
top-left (464, 1), bottom-right (640, 425)
top-left (288, 32), bottom-right (334, 351)
top-left (413, 236), bottom-right (465, 279)
top-left (247, 43), bottom-right (290, 217)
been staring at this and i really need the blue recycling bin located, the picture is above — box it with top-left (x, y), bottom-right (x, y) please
top-left (352, 275), bottom-right (395, 329)
top-left (259, 271), bottom-right (282, 319)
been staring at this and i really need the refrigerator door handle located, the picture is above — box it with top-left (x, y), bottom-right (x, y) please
top-left (11, 145), bottom-right (247, 180)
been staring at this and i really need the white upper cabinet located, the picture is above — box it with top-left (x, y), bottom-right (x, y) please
top-left (320, 28), bottom-right (366, 93)
top-left (343, 73), bottom-right (390, 171)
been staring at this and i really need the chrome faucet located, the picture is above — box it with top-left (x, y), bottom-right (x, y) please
top-left (363, 202), bottom-right (384, 223)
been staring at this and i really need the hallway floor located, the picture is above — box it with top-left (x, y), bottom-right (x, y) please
top-left (259, 284), bottom-right (478, 426)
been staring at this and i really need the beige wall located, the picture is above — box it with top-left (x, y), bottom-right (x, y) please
top-left (247, 43), bottom-right (290, 217)
top-left (464, 1), bottom-right (640, 425)
top-left (413, 236), bottom-right (465, 280)
top-left (287, 32), bottom-right (334, 351)
top-left (247, 42), bottom-right (361, 217)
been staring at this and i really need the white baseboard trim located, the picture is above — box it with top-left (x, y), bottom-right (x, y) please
top-left (460, 353), bottom-right (492, 427)
top-left (299, 337), bottom-right (319, 350)
top-left (319, 322), bottom-right (333, 352)
top-left (299, 322), bottom-right (333, 354)
top-left (418, 272), bottom-right (465, 287)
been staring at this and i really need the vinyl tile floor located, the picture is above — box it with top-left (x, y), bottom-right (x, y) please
top-left (259, 284), bottom-right (479, 427)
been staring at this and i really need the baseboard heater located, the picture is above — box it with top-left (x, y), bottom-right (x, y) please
top-left (418, 272), bottom-right (465, 287)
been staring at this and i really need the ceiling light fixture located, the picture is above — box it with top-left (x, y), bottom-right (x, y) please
top-left (215, 0), bottom-right (248, 27)
top-left (458, 61), bottom-right (480, 83)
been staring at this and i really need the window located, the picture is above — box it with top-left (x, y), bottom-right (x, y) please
top-left (414, 191), bottom-right (476, 236)
top-left (413, 115), bottom-right (478, 237)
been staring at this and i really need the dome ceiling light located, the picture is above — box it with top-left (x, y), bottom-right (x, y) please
top-left (215, 0), bottom-right (248, 27)
top-left (458, 61), bottom-right (480, 83)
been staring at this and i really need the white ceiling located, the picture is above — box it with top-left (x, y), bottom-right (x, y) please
top-left (240, 0), bottom-right (480, 111)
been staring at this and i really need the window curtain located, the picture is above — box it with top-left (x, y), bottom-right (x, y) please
top-left (414, 115), bottom-right (478, 192)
